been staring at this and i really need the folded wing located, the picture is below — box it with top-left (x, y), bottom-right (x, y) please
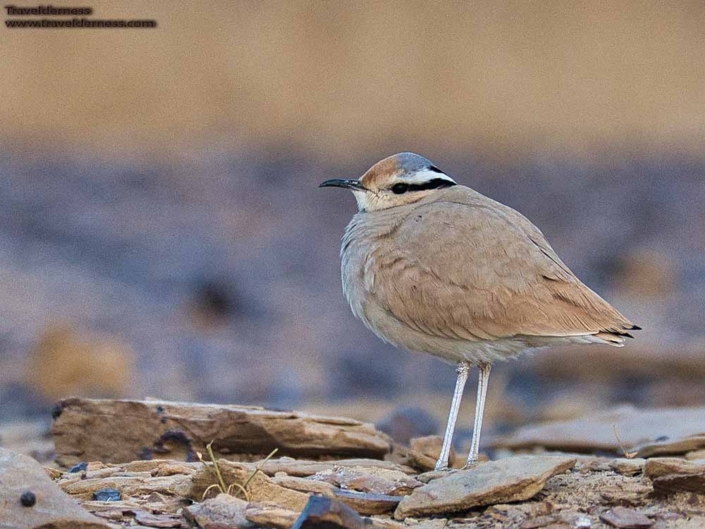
top-left (368, 194), bottom-right (636, 345)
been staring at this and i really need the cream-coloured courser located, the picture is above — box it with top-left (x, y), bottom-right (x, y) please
top-left (320, 152), bottom-right (639, 470)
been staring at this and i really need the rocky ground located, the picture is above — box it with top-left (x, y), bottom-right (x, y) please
top-left (2, 399), bottom-right (705, 529)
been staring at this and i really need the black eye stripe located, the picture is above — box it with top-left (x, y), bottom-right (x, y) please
top-left (429, 166), bottom-right (444, 173)
top-left (412, 178), bottom-right (456, 191)
top-left (390, 178), bottom-right (456, 193)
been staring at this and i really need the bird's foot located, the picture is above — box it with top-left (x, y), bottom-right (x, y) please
top-left (462, 458), bottom-right (480, 470)
top-left (419, 467), bottom-right (459, 483)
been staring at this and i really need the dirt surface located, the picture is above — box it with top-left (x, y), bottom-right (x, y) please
top-left (3, 402), bottom-right (705, 528)
top-left (42, 454), bottom-right (705, 528)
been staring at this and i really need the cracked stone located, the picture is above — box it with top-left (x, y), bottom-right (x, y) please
top-left (394, 455), bottom-right (576, 519)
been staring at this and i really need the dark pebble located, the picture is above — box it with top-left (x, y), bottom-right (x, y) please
top-left (93, 488), bottom-right (121, 502)
top-left (20, 491), bottom-right (36, 507)
top-left (68, 461), bottom-right (88, 473)
top-left (50, 403), bottom-right (64, 420)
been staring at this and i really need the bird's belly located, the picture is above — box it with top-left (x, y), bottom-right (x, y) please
top-left (353, 295), bottom-right (532, 365)
top-left (341, 235), bottom-right (531, 365)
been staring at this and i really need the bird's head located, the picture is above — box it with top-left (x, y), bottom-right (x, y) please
top-left (319, 152), bottom-right (456, 212)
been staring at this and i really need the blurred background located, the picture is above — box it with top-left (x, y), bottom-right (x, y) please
top-left (1, 1), bottom-right (704, 449)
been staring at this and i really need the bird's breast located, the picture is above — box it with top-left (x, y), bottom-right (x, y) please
top-left (340, 214), bottom-right (398, 335)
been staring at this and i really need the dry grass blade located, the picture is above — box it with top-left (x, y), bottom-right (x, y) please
top-left (241, 448), bottom-right (278, 492)
top-left (206, 441), bottom-right (228, 492)
top-left (613, 424), bottom-right (638, 459)
top-left (197, 441), bottom-right (229, 499)
top-left (202, 483), bottom-right (221, 500)
top-left (226, 482), bottom-right (250, 501)
top-left (197, 442), bottom-right (279, 501)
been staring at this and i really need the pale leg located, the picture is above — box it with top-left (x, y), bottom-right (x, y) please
top-left (466, 363), bottom-right (492, 466)
top-left (435, 361), bottom-right (470, 471)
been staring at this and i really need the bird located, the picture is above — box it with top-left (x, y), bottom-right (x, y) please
top-left (319, 152), bottom-right (640, 471)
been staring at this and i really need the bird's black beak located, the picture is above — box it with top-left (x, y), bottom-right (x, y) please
top-left (319, 178), bottom-right (366, 191)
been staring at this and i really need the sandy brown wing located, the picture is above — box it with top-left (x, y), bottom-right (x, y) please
top-left (368, 199), bottom-right (634, 342)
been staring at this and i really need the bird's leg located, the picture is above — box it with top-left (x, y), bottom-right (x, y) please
top-left (435, 361), bottom-right (470, 471)
top-left (466, 362), bottom-right (492, 466)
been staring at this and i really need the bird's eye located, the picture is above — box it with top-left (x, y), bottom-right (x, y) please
top-left (391, 183), bottom-right (409, 194)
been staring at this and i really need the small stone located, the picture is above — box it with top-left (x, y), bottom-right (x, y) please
top-left (555, 512), bottom-right (593, 528)
top-left (20, 490), bottom-right (36, 507)
top-left (574, 515), bottom-right (592, 528)
top-left (291, 495), bottom-right (366, 529)
top-left (69, 462), bottom-right (89, 473)
top-left (134, 511), bottom-right (183, 528)
top-left (92, 487), bottom-right (121, 502)
top-left (367, 518), bottom-right (405, 529)
top-left (183, 493), bottom-right (253, 528)
top-left (599, 507), bottom-right (653, 528)
top-left (152, 462), bottom-right (198, 477)
top-left (44, 467), bottom-right (64, 480)
top-left (520, 516), bottom-right (558, 529)
top-left (685, 449), bottom-right (705, 460)
top-left (395, 455), bottom-right (576, 519)
top-left (246, 502), bottom-right (299, 529)
top-left (409, 521), bottom-right (449, 529)
top-left (657, 512), bottom-right (685, 522)
top-left (332, 488), bottom-right (401, 515)
top-left (272, 474), bottom-right (336, 496)
top-left (575, 458), bottom-right (611, 474)
top-left (90, 508), bottom-right (131, 522)
top-left (609, 458), bottom-right (645, 476)
top-left (51, 403), bottom-right (65, 420)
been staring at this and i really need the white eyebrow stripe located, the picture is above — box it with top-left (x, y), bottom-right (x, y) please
top-left (400, 169), bottom-right (456, 185)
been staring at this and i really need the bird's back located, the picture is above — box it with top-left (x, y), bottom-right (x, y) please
top-left (341, 185), bottom-right (635, 364)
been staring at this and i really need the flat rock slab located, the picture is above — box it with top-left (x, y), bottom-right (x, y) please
top-left (332, 488), bottom-right (401, 515)
top-left (493, 406), bottom-right (705, 457)
top-left (609, 458), bottom-right (646, 476)
top-left (259, 458), bottom-right (415, 477)
top-left (644, 457), bottom-right (705, 478)
top-left (0, 447), bottom-right (108, 529)
top-left (52, 398), bottom-right (391, 466)
top-left (312, 466), bottom-right (422, 496)
top-left (395, 455), bottom-right (575, 519)
top-left (651, 473), bottom-right (705, 495)
top-left (599, 506), bottom-right (653, 528)
top-left (246, 502), bottom-right (300, 529)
